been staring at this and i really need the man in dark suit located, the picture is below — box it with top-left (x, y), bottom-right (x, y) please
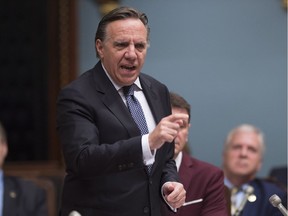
top-left (242, 178), bottom-right (287, 216)
top-left (57, 7), bottom-right (187, 216)
top-left (268, 165), bottom-right (287, 190)
top-left (4, 176), bottom-right (48, 216)
top-left (222, 124), bottom-right (287, 216)
top-left (0, 122), bottom-right (48, 216)
top-left (161, 92), bottom-right (229, 216)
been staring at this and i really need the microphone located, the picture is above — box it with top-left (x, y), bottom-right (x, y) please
top-left (234, 185), bottom-right (254, 216)
top-left (68, 211), bottom-right (82, 216)
top-left (269, 194), bottom-right (288, 216)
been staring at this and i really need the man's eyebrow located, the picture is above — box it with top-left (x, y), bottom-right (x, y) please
top-left (113, 41), bottom-right (129, 45)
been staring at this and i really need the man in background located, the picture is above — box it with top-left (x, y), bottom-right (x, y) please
top-left (268, 165), bottom-right (287, 190)
top-left (0, 121), bottom-right (48, 216)
top-left (162, 92), bottom-right (229, 216)
top-left (222, 124), bottom-right (287, 216)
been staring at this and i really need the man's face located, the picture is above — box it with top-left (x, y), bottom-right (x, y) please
top-left (223, 131), bottom-right (262, 180)
top-left (172, 107), bottom-right (190, 158)
top-left (96, 18), bottom-right (148, 86)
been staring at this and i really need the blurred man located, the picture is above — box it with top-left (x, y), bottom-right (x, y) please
top-left (0, 122), bottom-right (48, 216)
top-left (222, 124), bottom-right (287, 216)
top-left (161, 92), bottom-right (229, 216)
top-left (268, 165), bottom-right (287, 190)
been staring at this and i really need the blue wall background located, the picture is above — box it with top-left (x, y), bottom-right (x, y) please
top-left (77, 0), bottom-right (287, 177)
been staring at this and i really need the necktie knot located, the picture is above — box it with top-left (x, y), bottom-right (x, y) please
top-left (123, 85), bottom-right (134, 96)
top-left (231, 187), bottom-right (241, 195)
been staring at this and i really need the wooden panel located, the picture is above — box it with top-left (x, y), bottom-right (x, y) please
top-left (0, 0), bottom-right (77, 163)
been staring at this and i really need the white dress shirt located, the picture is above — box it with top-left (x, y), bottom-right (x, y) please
top-left (102, 64), bottom-right (156, 165)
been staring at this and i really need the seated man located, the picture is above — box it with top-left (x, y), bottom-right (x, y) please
top-left (162, 92), bottom-right (229, 216)
top-left (222, 124), bottom-right (287, 216)
top-left (268, 165), bottom-right (287, 190)
top-left (0, 122), bottom-right (48, 216)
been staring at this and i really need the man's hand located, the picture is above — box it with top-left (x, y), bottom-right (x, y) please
top-left (148, 113), bottom-right (189, 150)
top-left (163, 182), bottom-right (186, 209)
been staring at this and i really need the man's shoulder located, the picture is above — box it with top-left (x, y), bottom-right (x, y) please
top-left (58, 62), bottom-right (108, 99)
top-left (4, 175), bottom-right (45, 193)
top-left (182, 153), bottom-right (222, 173)
top-left (252, 178), bottom-right (287, 197)
top-left (140, 73), bottom-right (167, 87)
top-left (64, 64), bottom-right (98, 88)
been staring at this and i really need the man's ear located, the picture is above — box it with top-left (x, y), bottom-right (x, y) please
top-left (96, 39), bottom-right (104, 59)
top-left (0, 141), bottom-right (8, 161)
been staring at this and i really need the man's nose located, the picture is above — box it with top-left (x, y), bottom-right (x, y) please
top-left (240, 147), bottom-right (248, 156)
top-left (124, 44), bottom-right (137, 59)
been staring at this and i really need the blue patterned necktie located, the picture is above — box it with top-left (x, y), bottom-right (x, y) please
top-left (123, 85), bottom-right (149, 135)
top-left (123, 84), bottom-right (152, 173)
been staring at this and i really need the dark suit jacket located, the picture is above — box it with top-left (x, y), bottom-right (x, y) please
top-left (162, 152), bottom-right (229, 216)
top-left (57, 61), bottom-right (178, 216)
top-left (240, 178), bottom-right (287, 216)
top-left (3, 176), bottom-right (48, 216)
top-left (269, 166), bottom-right (287, 189)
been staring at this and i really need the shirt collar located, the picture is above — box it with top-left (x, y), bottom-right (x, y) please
top-left (101, 63), bottom-right (142, 91)
top-left (174, 151), bottom-right (183, 172)
top-left (224, 177), bottom-right (249, 191)
top-left (224, 177), bottom-right (234, 189)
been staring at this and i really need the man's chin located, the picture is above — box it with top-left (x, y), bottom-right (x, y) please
top-left (234, 170), bottom-right (251, 178)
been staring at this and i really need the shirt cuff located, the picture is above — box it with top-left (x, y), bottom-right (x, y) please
top-left (141, 134), bottom-right (155, 165)
top-left (161, 183), bottom-right (177, 212)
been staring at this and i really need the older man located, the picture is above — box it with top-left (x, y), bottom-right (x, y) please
top-left (0, 122), bottom-right (48, 216)
top-left (222, 124), bottom-right (287, 216)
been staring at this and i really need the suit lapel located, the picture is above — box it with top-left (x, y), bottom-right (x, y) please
top-left (140, 75), bottom-right (165, 124)
top-left (179, 153), bottom-right (194, 190)
top-left (92, 62), bottom-right (141, 137)
top-left (139, 74), bottom-right (173, 174)
top-left (92, 62), bottom-right (169, 138)
top-left (3, 176), bottom-right (19, 216)
top-left (243, 179), bottom-right (264, 216)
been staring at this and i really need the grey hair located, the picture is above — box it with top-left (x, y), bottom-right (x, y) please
top-left (224, 124), bottom-right (266, 155)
